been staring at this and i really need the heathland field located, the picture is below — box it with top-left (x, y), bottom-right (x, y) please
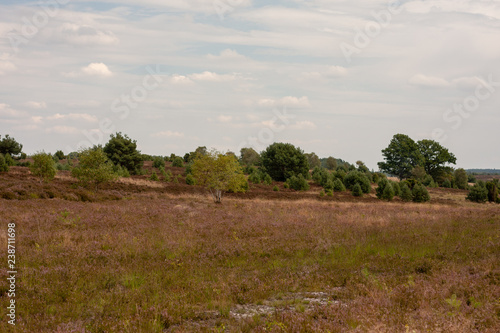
top-left (1, 167), bottom-right (499, 332)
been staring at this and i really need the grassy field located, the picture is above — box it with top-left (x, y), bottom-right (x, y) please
top-left (1, 169), bottom-right (500, 332)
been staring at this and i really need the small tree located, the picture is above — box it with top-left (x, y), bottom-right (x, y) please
top-left (326, 156), bottom-right (337, 170)
top-left (0, 154), bottom-right (8, 172)
top-left (71, 147), bottom-right (116, 191)
top-left (172, 157), bottom-right (184, 167)
top-left (333, 179), bottom-right (346, 192)
top-left (261, 143), bottom-right (309, 181)
top-left (4, 153), bottom-right (15, 166)
top-left (153, 157), bottom-right (165, 169)
top-left (103, 132), bottom-right (143, 175)
top-left (263, 173), bottom-right (273, 185)
top-left (466, 183), bottom-right (488, 203)
top-left (30, 152), bottom-right (56, 183)
top-left (382, 183), bottom-right (395, 201)
top-left (150, 171), bottom-right (159, 181)
top-left (191, 151), bottom-right (247, 203)
top-left (186, 174), bottom-right (195, 185)
top-left (352, 183), bottom-right (363, 197)
top-left (412, 184), bottom-right (430, 203)
top-left (344, 171), bottom-right (371, 194)
top-left (287, 174), bottom-right (310, 191)
top-left (454, 168), bottom-right (468, 190)
top-left (0, 134), bottom-right (23, 157)
top-left (485, 181), bottom-right (499, 203)
top-left (400, 183), bottom-right (413, 202)
top-left (54, 150), bottom-right (65, 160)
top-left (240, 147), bottom-right (261, 166)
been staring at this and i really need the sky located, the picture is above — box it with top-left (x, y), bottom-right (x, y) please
top-left (1, 0), bottom-right (499, 170)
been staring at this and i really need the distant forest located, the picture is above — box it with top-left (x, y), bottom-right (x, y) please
top-left (467, 169), bottom-right (500, 175)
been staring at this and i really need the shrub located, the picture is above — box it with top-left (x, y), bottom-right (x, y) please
top-left (287, 174), bottom-right (310, 191)
top-left (333, 170), bottom-right (346, 183)
top-left (283, 182), bottom-right (289, 189)
top-left (71, 147), bottom-right (116, 191)
top-left (30, 152), bottom-right (56, 183)
top-left (391, 181), bottom-right (401, 196)
top-left (454, 168), bottom-right (468, 189)
top-left (161, 169), bottom-right (172, 182)
top-left (0, 154), bottom-right (9, 172)
top-left (103, 132), bottom-right (143, 175)
top-left (442, 179), bottom-right (452, 188)
top-left (352, 183), bottom-right (363, 197)
top-left (173, 176), bottom-right (179, 183)
top-left (150, 171), bottom-right (159, 181)
top-left (376, 178), bottom-right (390, 199)
top-left (323, 178), bottom-right (334, 191)
top-left (312, 167), bottom-right (329, 186)
top-left (326, 189), bottom-right (333, 196)
top-left (186, 174), bottom-right (195, 185)
top-left (400, 183), bottom-right (413, 202)
top-left (485, 181), bottom-right (499, 203)
top-left (153, 157), bottom-right (165, 169)
top-left (172, 157), bottom-right (184, 167)
top-left (412, 184), bottom-right (430, 203)
top-left (382, 183), bottom-right (395, 201)
top-left (4, 153), bottom-right (15, 166)
top-left (319, 190), bottom-right (325, 197)
top-left (333, 179), bottom-right (345, 192)
top-left (248, 171), bottom-right (261, 184)
top-left (244, 165), bottom-right (256, 175)
top-left (273, 185), bottom-right (279, 192)
top-left (466, 183), bottom-right (488, 203)
top-left (344, 171), bottom-right (371, 194)
top-left (263, 173), bottom-right (273, 185)
top-left (114, 164), bottom-right (130, 178)
top-left (261, 142), bottom-right (309, 181)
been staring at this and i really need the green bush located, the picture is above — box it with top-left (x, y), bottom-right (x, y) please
top-left (333, 179), bottom-right (345, 192)
top-left (376, 178), bottom-right (389, 199)
top-left (344, 170), bottom-right (371, 194)
top-left (161, 169), bottom-right (172, 182)
top-left (485, 181), bottom-right (499, 203)
top-left (172, 157), bottom-right (184, 167)
top-left (319, 190), bottom-right (325, 197)
top-left (466, 183), bottom-right (488, 203)
top-left (261, 143), bottom-right (309, 181)
top-left (248, 171), bottom-right (261, 184)
top-left (30, 152), bottom-right (56, 183)
top-left (312, 167), bottom-right (329, 186)
top-left (114, 164), bottom-right (130, 178)
top-left (71, 147), bottom-right (116, 191)
top-left (442, 179), bottom-right (452, 188)
top-left (283, 182), bottom-right (289, 189)
top-left (103, 132), bottom-right (143, 175)
top-left (150, 171), bottom-right (159, 181)
top-left (352, 183), bottom-right (363, 197)
top-left (333, 170), bottom-right (346, 183)
top-left (391, 181), bottom-right (401, 196)
top-left (273, 185), bottom-right (279, 192)
top-left (173, 176), bottom-right (179, 183)
top-left (326, 189), bottom-right (333, 197)
top-left (376, 178), bottom-right (394, 201)
top-left (4, 153), bottom-right (15, 166)
top-left (153, 157), bottom-right (165, 169)
top-left (323, 178), bottom-right (334, 191)
top-left (412, 184), bottom-right (430, 203)
top-left (0, 154), bottom-right (9, 172)
top-left (400, 183), bottom-right (413, 202)
top-left (287, 174), bottom-right (310, 191)
top-left (186, 174), bottom-right (195, 185)
top-left (263, 173), bottom-right (273, 185)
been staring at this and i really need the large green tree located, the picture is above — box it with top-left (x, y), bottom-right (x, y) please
top-left (191, 151), bottom-right (247, 203)
top-left (71, 146), bottom-right (116, 191)
top-left (378, 134), bottom-right (424, 180)
top-left (417, 139), bottom-right (456, 181)
top-left (0, 134), bottom-right (23, 157)
top-left (103, 132), bottom-right (143, 175)
top-left (261, 143), bottom-right (309, 181)
top-left (240, 147), bottom-right (261, 166)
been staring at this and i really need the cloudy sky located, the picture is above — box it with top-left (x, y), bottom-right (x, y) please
top-left (1, 0), bottom-right (499, 169)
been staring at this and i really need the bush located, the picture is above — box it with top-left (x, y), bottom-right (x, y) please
top-left (400, 183), bottom-right (413, 202)
top-left (323, 178), bottom-right (334, 191)
top-left (485, 181), bottom-right (499, 203)
top-left (263, 173), bottom-right (273, 185)
top-left (30, 152), bottom-right (56, 182)
top-left (283, 182), bottom-right (289, 189)
top-left (4, 153), bottom-right (15, 166)
top-left (186, 174), bottom-right (195, 185)
top-left (326, 189), bottom-right (333, 197)
top-left (454, 168), bottom-right (468, 189)
top-left (466, 183), bottom-right (488, 203)
top-left (153, 157), bottom-right (165, 169)
top-left (412, 184), bottom-right (430, 203)
top-left (273, 185), bottom-right (279, 192)
top-left (441, 179), bottom-right (452, 188)
top-left (376, 178), bottom-right (390, 199)
top-left (312, 167), bottom-right (329, 186)
top-left (352, 183), bottom-right (363, 197)
top-left (172, 157), bottom-right (184, 167)
top-left (319, 190), bottom-right (325, 197)
top-left (161, 169), bottom-right (172, 182)
top-left (248, 171), bottom-right (261, 184)
top-left (333, 179), bottom-right (346, 192)
top-left (71, 147), bottom-right (116, 191)
top-left (103, 132), bottom-right (143, 175)
top-left (333, 170), bottom-right (346, 183)
top-left (287, 174), bottom-right (310, 191)
top-left (261, 143), bottom-right (309, 181)
top-left (150, 171), bottom-right (159, 181)
top-left (391, 181), bottom-right (401, 196)
top-left (114, 164), bottom-right (130, 178)
top-left (0, 154), bottom-right (9, 172)
top-left (344, 171), bottom-right (371, 194)
top-left (173, 176), bottom-right (179, 183)
top-left (382, 183), bottom-right (395, 201)
top-left (244, 165), bottom-right (256, 175)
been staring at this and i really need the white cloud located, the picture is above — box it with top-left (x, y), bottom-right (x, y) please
top-left (46, 113), bottom-right (99, 123)
top-left (409, 74), bottom-right (450, 88)
top-left (25, 101), bottom-right (47, 109)
top-left (55, 23), bottom-right (119, 46)
top-left (326, 66), bottom-right (348, 77)
top-left (217, 115), bottom-right (233, 123)
top-left (64, 63), bottom-right (113, 78)
top-left (170, 75), bottom-right (193, 85)
top-left (257, 96), bottom-right (311, 108)
top-left (291, 120), bottom-right (317, 130)
top-left (151, 131), bottom-right (184, 138)
top-left (0, 104), bottom-right (26, 118)
top-left (189, 71), bottom-right (237, 82)
top-left (207, 49), bottom-right (246, 60)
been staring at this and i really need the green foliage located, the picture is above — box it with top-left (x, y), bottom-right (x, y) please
top-left (412, 184), bottom-right (430, 203)
top-left (378, 134), bottom-right (423, 180)
top-left (400, 183), bottom-right (413, 202)
top-left (4, 153), bottom-right (15, 166)
top-left (113, 164), bottom-right (130, 178)
top-left (240, 147), bottom-right (261, 166)
top-left (382, 183), bottom-right (395, 201)
top-left (467, 174), bottom-right (476, 183)
top-left (319, 190), bottom-right (325, 197)
top-left (243, 165), bottom-right (256, 175)
top-left (466, 183), bottom-right (488, 203)
top-left (283, 182), bottom-right (289, 189)
top-left (173, 176), bottom-right (179, 183)
top-left (287, 174), bottom-right (310, 191)
top-left (326, 189), bottom-right (333, 196)
top-left (152, 157), bottom-right (165, 169)
top-left (103, 133), bottom-right (143, 175)
top-left (185, 174), bottom-right (195, 185)
top-left (485, 181), bottom-right (498, 203)
top-left (0, 134), bottom-right (23, 157)
top-left (333, 169), bottom-right (347, 182)
top-left (30, 152), bottom-right (56, 182)
top-left (352, 183), bottom-right (363, 197)
top-left (323, 178), bottom-right (334, 191)
top-left (376, 178), bottom-right (390, 199)
top-left (442, 179), bottom-right (452, 188)
top-left (454, 168), bottom-right (468, 190)
top-left (248, 171), bottom-right (261, 184)
top-left (344, 171), bottom-right (371, 194)
top-left (326, 156), bottom-right (337, 170)
top-left (263, 173), bottom-right (273, 185)
top-left (391, 181), bottom-right (400, 196)
top-left (261, 143), bottom-right (309, 181)
top-left (71, 147), bottom-right (116, 191)
top-left (422, 174), bottom-right (434, 186)
top-left (305, 152), bottom-right (321, 169)
top-left (333, 179), bottom-right (346, 192)
top-left (172, 157), bottom-right (184, 167)
top-left (150, 171), bottom-right (159, 181)
top-left (0, 154), bottom-right (9, 172)
top-left (54, 150), bottom-right (65, 160)
top-left (161, 169), bottom-right (172, 182)
top-left (273, 185), bottom-right (279, 192)
top-left (191, 151), bottom-right (247, 203)
top-left (312, 167), bottom-right (329, 186)
top-left (411, 165), bottom-right (427, 181)
top-left (418, 139), bottom-right (456, 180)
